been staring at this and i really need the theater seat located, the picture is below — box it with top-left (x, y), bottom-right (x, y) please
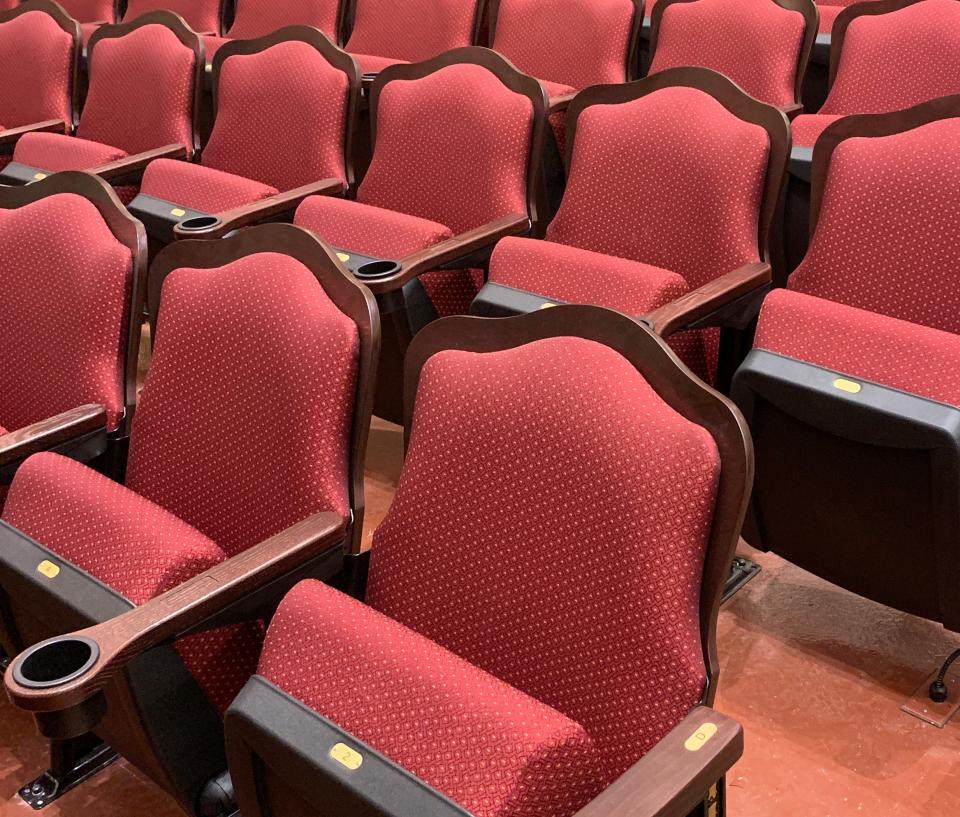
top-left (129, 29), bottom-right (358, 246)
top-left (732, 95), bottom-right (960, 631)
top-left (490, 0), bottom-right (642, 157)
top-left (648, 0), bottom-right (816, 116)
top-left (292, 48), bottom-right (545, 421)
top-left (0, 225), bottom-right (377, 816)
top-left (0, 1), bottom-right (81, 165)
top-left (203, 0), bottom-right (341, 63)
top-left (782, 0), bottom-right (960, 276)
top-left (0, 174), bottom-right (144, 500)
top-left (344, 0), bottom-right (483, 76)
top-left (797, 0), bottom-right (960, 146)
top-left (474, 68), bottom-right (789, 387)
top-left (1, 12), bottom-right (202, 200)
top-left (58, 0), bottom-right (118, 28)
top-left (221, 305), bottom-right (750, 817)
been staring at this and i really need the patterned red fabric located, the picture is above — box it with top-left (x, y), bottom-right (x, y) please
top-left (81, 23), bottom-right (198, 157)
top-left (789, 116), bottom-right (960, 333)
top-left (649, 0), bottom-right (806, 107)
top-left (367, 337), bottom-right (720, 784)
top-left (358, 63), bottom-right (532, 235)
top-left (124, 0), bottom-right (222, 34)
top-left (488, 235), bottom-right (689, 313)
top-left (3, 453), bottom-right (226, 606)
top-left (346, 0), bottom-right (478, 64)
top-left (80, 22), bottom-right (101, 45)
top-left (202, 34), bottom-right (231, 61)
top-left (0, 193), bottom-right (132, 432)
top-left (818, 0), bottom-right (960, 117)
top-left (546, 85), bottom-right (768, 378)
top-left (226, 0), bottom-right (340, 38)
top-left (12, 132), bottom-right (126, 171)
top-left (418, 269), bottom-right (486, 317)
top-left (0, 10), bottom-right (75, 130)
top-left (790, 113), bottom-right (844, 147)
top-left (492, 0), bottom-right (635, 89)
top-left (139, 158), bottom-right (278, 213)
top-left (260, 580), bottom-right (604, 817)
top-left (755, 289), bottom-right (960, 407)
top-left (1, 452), bottom-right (260, 713)
top-left (124, 253), bottom-right (358, 557)
top-left (294, 195), bottom-right (453, 256)
top-left (58, 0), bottom-right (116, 23)
top-left (202, 40), bottom-right (351, 190)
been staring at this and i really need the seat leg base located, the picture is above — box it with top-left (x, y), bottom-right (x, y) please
top-left (722, 555), bottom-right (761, 603)
top-left (18, 736), bottom-right (118, 809)
top-left (902, 664), bottom-right (960, 728)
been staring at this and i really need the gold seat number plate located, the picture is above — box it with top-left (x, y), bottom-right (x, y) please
top-left (684, 722), bottom-right (718, 752)
top-left (330, 742), bottom-right (363, 770)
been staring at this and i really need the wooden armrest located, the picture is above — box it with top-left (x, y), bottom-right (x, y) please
top-left (572, 707), bottom-right (743, 817)
top-left (780, 102), bottom-right (804, 119)
top-left (549, 92), bottom-right (577, 115)
top-left (173, 178), bottom-right (346, 240)
top-left (365, 213), bottom-right (531, 294)
top-left (5, 511), bottom-right (347, 715)
top-left (87, 144), bottom-right (188, 182)
top-left (0, 404), bottom-right (106, 470)
top-left (642, 261), bottom-right (771, 337)
top-left (0, 120), bottom-right (67, 149)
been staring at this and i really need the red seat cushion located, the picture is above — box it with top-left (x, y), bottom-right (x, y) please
top-left (754, 288), bottom-right (960, 408)
top-left (350, 53), bottom-right (409, 74)
top-left (488, 235), bottom-right (689, 314)
top-left (791, 113), bottom-right (844, 147)
top-left (259, 579), bottom-right (604, 817)
top-left (541, 79), bottom-right (577, 98)
top-left (80, 21), bottom-right (101, 45)
top-left (12, 131), bottom-right (127, 171)
top-left (294, 195), bottom-right (453, 258)
top-left (2, 452), bottom-right (262, 713)
top-left (140, 158), bottom-right (279, 214)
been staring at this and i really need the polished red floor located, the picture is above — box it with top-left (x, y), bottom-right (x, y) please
top-left (2, 417), bottom-right (959, 816)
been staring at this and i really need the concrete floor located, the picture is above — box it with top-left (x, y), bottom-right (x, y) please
top-left (1, 417), bottom-right (959, 816)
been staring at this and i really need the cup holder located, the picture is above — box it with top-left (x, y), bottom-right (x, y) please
top-left (354, 259), bottom-right (401, 279)
top-left (177, 215), bottom-right (222, 232)
top-left (13, 635), bottom-right (100, 689)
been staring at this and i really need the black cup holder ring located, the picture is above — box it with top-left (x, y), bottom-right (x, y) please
top-left (12, 635), bottom-right (100, 689)
top-left (177, 215), bottom-right (222, 232)
top-left (354, 259), bottom-right (402, 279)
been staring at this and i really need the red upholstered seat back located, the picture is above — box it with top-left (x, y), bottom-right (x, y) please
top-left (358, 63), bottom-right (533, 233)
top-left (0, 10), bottom-right (75, 129)
top-left (203, 41), bottom-right (351, 190)
top-left (789, 116), bottom-right (960, 334)
top-left (822, 0), bottom-right (960, 115)
top-left (366, 337), bottom-right (721, 783)
top-left (125, 0), bottom-right (221, 33)
top-left (549, 85), bottom-right (767, 291)
top-left (492, 0), bottom-right (636, 89)
top-left (227, 0), bottom-right (340, 38)
top-left (58, 0), bottom-right (116, 23)
top-left (346, 0), bottom-right (478, 63)
top-left (0, 194), bottom-right (132, 432)
top-left (81, 24), bottom-right (197, 156)
top-left (650, 0), bottom-right (806, 107)
top-left (124, 253), bottom-right (359, 557)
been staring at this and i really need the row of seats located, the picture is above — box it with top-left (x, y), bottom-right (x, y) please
top-left (1, 1), bottom-right (960, 816)
top-left (0, 171), bottom-right (749, 817)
